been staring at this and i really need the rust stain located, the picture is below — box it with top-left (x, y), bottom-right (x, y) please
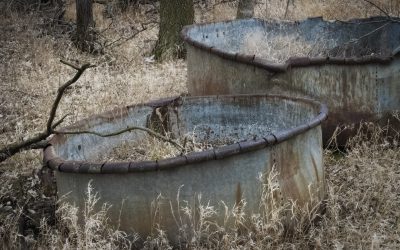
top-left (201, 76), bottom-right (230, 95)
top-left (273, 141), bottom-right (310, 206)
top-left (310, 153), bottom-right (320, 183)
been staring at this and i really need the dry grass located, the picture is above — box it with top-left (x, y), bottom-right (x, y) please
top-left (243, 31), bottom-right (320, 63)
top-left (36, 182), bottom-right (135, 249)
top-left (98, 131), bottom-right (237, 162)
top-left (203, 0), bottom-right (400, 21)
top-left (100, 137), bottom-right (180, 162)
top-left (0, 0), bottom-right (399, 249)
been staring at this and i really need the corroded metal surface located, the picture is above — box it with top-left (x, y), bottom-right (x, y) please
top-left (44, 95), bottom-right (327, 242)
top-left (182, 17), bottom-right (400, 145)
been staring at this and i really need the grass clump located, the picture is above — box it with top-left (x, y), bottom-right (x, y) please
top-left (0, 1), bottom-right (399, 249)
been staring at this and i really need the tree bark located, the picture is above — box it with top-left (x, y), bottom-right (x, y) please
top-left (153, 0), bottom-right (194, 61)
top-left (237, 0), bottom-right (255, 19)
top-left (76, 0), bottom-right (95, 51)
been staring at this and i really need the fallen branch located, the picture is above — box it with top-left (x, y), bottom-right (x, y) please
top-left (0, 60), bottom-right (184, 163)
top-left (0, 60), bottom-right (95, 163)
top-left (54, 126), bottom-right (184, 151)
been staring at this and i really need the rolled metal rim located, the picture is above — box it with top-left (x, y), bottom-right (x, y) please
top-left (43, 94), bottom-right (328, 174)
top-left (181, 16), bottom-right (400, 73)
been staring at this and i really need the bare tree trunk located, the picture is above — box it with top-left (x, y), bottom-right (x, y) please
top-left (153, 0), bottom-right (194, 61)
top-left (76, 0), bottom-right (95, 51)
top-left (237, 0), bottom-right (255, 19)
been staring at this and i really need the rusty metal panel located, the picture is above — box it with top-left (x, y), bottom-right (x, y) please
top-left (182, 17), bottom-right (400, 145)
top-left (46, 95), bottom-right (326, 243)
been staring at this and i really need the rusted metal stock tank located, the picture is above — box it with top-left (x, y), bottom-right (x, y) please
top-left (44, 95), bottom-right (327, 242)
top-left (182, 17), bottom-right (400, 145)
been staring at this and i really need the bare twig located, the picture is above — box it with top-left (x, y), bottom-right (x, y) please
top-left (59, 59), bottom-right (81, 70)
top-left (348, 22), bottom-right (390, 44)
top-left (54, 126), bottom-right (185, 151)
top-left (362, 0), bottom-right (390, 18)
top-left (46, 61), bottom-right (95, 134)
top-left (51, 114), bottom-right (70, 129)
top-left (284, 0), bottom-right (291, 19)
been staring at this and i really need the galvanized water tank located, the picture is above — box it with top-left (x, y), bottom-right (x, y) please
top-left (182, 17), bottom-right (400, 145)
top-left (44, 95), bottom-right (327, 242)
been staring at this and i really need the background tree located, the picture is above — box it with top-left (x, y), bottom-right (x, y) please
top-left (237, 0), bottom-right (255, 19)
top-left (153, 0), bottom-right (194, 61)
top-left (75, 0), bottom-right (95, 51)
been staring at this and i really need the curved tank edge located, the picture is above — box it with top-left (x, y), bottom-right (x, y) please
top-left (54, 125), bottom-right (325, 244)
top-left (181, 17), bottom-right (400, 73)
top-left (44, 94), bottom-right (328, 174)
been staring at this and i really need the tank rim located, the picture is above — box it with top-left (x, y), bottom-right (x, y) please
top-left (43, 94), bottom-right (328, 174)
top-left (181, 16), bottom-right (400, 73)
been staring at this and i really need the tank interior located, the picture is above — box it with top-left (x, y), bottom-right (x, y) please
top-left (52, 96), bottom-right (320, 162)
top-left (186, 17), bottom-right (400, 62)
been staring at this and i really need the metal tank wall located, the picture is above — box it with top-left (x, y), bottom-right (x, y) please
top-left (182, 17), bottom-right (400, 144)
top-left (44, 95), bottom-right (327, 242)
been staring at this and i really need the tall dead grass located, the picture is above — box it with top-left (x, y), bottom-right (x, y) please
top-left (0, 1), bottom-right (399, 249)
top-left (37, 182), bottom-right (135, 249)
top-left (208, 0), bottom-right (400, 21)
top-left (5, 120), bottom-right (396, 249)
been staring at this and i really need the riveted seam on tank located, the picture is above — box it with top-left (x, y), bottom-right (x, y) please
top-left (100, 162), bottom-right (106, 173)
top-left (263, 134), bottom-right (277, 146)
top-left (56, 162), bottom-right (63, 171)
top-left (263, 136), bottom-right (273, 145)
top-left (215, 143), bottom-right (241, 159)
top-left (272, 130), bottom-right (298, 143)
top-left (261, 137), bottom-right (270, 147)
top-left (155, 161), bottom-right (160, 171)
